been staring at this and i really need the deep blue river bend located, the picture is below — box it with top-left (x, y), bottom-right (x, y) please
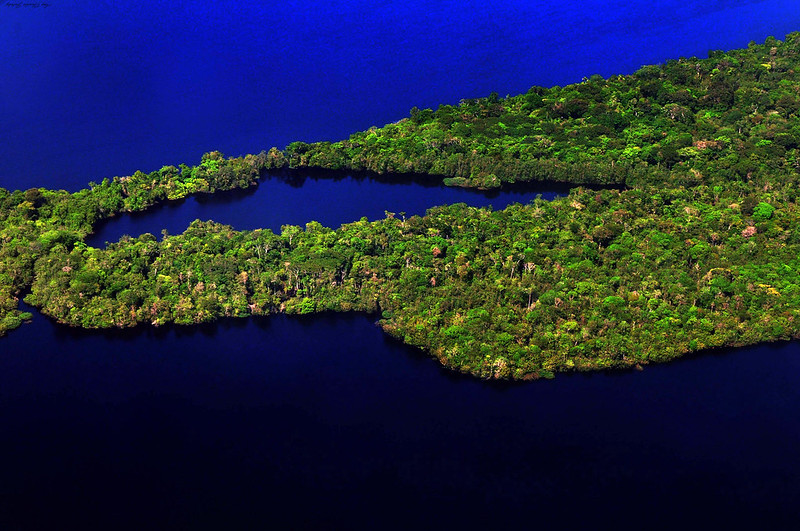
top-left (3, 0), bottom-right (800, 528)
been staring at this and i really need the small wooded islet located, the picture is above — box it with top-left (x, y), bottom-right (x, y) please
top-left (3, 34), bottom-right (800, 379)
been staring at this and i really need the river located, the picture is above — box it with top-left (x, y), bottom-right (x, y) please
top-left (85, 172), bottom-right (572, 248)
top-left (2, 1), bottom-right (800, 528)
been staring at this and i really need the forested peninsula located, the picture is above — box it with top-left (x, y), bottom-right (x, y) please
top-left (3, 34), bottom-right (800, 379)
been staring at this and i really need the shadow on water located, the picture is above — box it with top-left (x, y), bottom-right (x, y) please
top-left (20, 292), bottom-right (797, 391)
top-left (269, 167), bottom-right (588, 196)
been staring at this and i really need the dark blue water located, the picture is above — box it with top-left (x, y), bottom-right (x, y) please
top-left (2, 305), bottom-right (800, 529)
top-left (1, 0), bottom-right (799, 191)
top-left (86, 173), bottom-right (570, 247)
top-left (3, 1), bottom-right (800, 529)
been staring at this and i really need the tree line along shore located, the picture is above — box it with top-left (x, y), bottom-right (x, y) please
top-left (2, 33), bottom-right (800, 379)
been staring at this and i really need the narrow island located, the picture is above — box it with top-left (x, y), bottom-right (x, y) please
top-left (2, 33), bottom-right (800, 379)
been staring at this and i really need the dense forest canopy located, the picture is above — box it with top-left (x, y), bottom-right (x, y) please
top-left (284, 33), bottom-right (800, 190)
top-left (2, 33), bottom-right (800, 379)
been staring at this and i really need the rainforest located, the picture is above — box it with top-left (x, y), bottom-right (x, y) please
top-left (3, 33), bottom-right (800, 379)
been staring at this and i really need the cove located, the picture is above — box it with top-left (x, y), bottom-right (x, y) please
top-left (1, 303), bottom-right (799, 529)
top-left (86, 172), bottom-right (573, 248)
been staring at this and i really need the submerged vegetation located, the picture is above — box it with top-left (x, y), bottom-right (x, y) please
top-left (3, 33), bottom-right (800, 379)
